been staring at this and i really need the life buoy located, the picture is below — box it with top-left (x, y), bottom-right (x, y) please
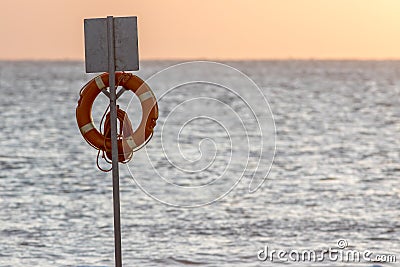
top-left (103, 107), bottom-right (135, 162)
top-left (76, 72), bottom-right (158, 162)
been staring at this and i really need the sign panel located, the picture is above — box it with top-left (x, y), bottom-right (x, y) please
top-left (84, 16), bottom-right (139, 73)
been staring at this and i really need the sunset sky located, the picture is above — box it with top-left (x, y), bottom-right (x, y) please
top-left (1, 0), bottom-right (400, 60)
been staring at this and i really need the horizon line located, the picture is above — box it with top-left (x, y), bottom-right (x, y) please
top-left (3, 57), bottom-right (400, 62)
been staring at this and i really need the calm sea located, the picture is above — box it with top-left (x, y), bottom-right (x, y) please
top-left (0, 60), bottom-right (399, 266)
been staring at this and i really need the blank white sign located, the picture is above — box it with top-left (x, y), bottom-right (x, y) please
top-left (84, 16), bottom-right (139, 73)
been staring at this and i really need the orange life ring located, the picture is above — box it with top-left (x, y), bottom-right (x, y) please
top-left (103, 107), bottom-right (135, 162)
top-left (76, 72), bottom-right (158, 162)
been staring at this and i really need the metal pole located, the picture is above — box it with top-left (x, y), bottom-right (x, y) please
top-left (107, 16), bottom-right (122, 267)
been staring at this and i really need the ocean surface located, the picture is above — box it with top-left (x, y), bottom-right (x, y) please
top-left (0, 60), bottom-right (399, 266)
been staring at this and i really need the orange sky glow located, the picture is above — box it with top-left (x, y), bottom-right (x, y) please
top-left (1, 0), bottom-right (400, 60)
